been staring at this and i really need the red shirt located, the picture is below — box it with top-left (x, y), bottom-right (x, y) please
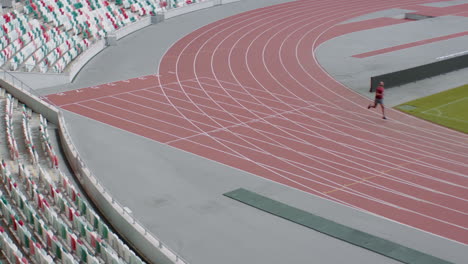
top-left (375, 85), bottom-right (384, 99)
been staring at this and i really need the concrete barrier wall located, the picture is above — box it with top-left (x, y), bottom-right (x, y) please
top-left (6, 71), bottom-right (69, 90)
top-left (115, 17), bottom-right (152, 40)
top-left (221, 0), bottom-right (239, 4)
top-left (370, 53), bottom-right (468, 91)
top-left (67, 39), bottom-right (107, 82)
top-left (57, 115), bottom-right (187, 264)
top-left (5, 40), bottom-right (106, 90)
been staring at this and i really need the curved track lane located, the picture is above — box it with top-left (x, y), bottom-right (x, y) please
top-left (46, 0), bottom-right (468, 245)
top-left (158, 0), bottom-right (468, 244)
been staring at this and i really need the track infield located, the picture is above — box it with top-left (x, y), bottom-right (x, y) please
top-left (396, 84), bottom-right (468, 134)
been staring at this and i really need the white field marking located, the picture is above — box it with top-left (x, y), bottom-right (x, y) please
top-left (56, 78), bottom-right (198, 107)
top-left (197, 77), bottom-right (322, 104)
top-left (358, 137), bottom-right (468, 173)
top-left (336, 136), bottom-right (468, 178)
top-left (122, 91), bottom-right (242, 126)
top-left (157, 83), bottom-right (398, 127)
top-left (108, 95), bottom-right (221, 129)
top-left (230, 126), bottom-right (468, 204)
top-left (394, 123), bottom-right (468, 144)
top-left (74, 102), bottom-right (245, 160)
top-left (204, 74), bottom-right (468, 141)
top-left (56, 93), bottom-right (65, 96)
top-left (89, 86), bottom-right (101, 89)
top-left (276, 113), bottom-right (468, 178)
top-left (301, 114), bottom-right (468, 166)
top-left (198, 79), bottom-right (468, 150)
top-left (138, 87), bottom-right (265, 121)
top-left (299, 142), bottom-right (468, 195)
top-left (157, 84), bottom-right (288, 116)
top-left (299, 112), bottom-right (468, 164)
top-left (91, 99), bottom-right (205, 134)
top-left (159, 82), bottom-right (401, 126)
top-left (75, 89), bottom-right (83, 93)
top-left (159, 0), bottom-right (468, 240)
top-left (137, 77), bottom-right (147, 80)
top-left (192, 126), bottom-right (468, 226)
top-left (424, 112), bottom-right (468, 124)
top-left (422, 97), bottom-right (468, 114)
top-left (333, 141), bottom-right (468, 184)
top-left (163, 104), bottom-right (321, 144)
top-left (238, 116), bottom-right (468, 197)
top-left (166, 0), bottom-right (364, 209)
top-left (201, 0), bottom-right (468, 216)
top-left (186, 80), bottom-right (309, 111)
top-left (75, 102), bottom-right (185, 140)
top-left (255, 159), bottom-right (468, 230)
top-left (109, 76), bottom-right (468, 155)
top-left (424, 108), bottom-right (443, 116)
top-left (436, 49), bottom-right (468, 60)
top-left (121, 80), bottom-right (131, 83)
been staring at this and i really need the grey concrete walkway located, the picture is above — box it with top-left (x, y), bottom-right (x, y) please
top-left (39, 1), bottom-right (468, 264)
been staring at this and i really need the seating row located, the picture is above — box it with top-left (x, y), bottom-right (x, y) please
top-left (24, 29), bottom-right (68, 72)
top-left (0, 149), bottom-right (130, 263)
top-left (1, 162), bottom-right (84, 263)
top-left (0, 225), bottom-right (30, 264)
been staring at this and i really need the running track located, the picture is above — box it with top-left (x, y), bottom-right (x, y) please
top-left (47, 0), bottom-right (468, 244)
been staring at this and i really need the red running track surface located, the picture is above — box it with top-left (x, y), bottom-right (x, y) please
top-left (47, 0), bottom-right (468, 244)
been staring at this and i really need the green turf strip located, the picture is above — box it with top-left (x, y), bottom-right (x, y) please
top-left (224, 188), bottom-right (453, 264)
top-left (395, 84), bottom-right (468, 134)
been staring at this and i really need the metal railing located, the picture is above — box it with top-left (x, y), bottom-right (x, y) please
top-left (0, 68), bottom-right (43, 98)
top-left (58, 113), bottom-right (190, 264)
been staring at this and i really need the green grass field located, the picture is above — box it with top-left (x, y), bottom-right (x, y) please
top-left (395, 84), bottom-right (468, 134)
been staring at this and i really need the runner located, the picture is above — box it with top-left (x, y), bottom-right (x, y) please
top-left (368, 81), bottom-right (387, 119)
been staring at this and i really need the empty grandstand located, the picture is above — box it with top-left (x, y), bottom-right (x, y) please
top-left (0, 0), bottom-right (209, 74)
